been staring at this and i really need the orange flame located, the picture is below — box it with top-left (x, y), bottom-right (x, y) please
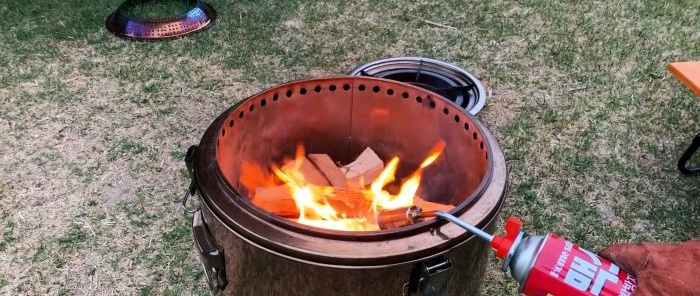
top-left (245, 141), bottom-right (446, 231)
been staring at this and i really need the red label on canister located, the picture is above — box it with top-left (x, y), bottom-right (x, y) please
top-left (522, 234), bottom-right (637, 296)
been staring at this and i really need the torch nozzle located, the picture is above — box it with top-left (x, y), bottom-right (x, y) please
top-left (377, 206), bottom-right (494, 242)
top-left (377, 206), bottom-right (436, 230)
top-left (433, 211), bottom-right (494, 241)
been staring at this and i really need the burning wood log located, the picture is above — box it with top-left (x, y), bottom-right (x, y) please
top-left (252, 186), bottom-right (299, 218)
top-left (249, 144), bottom-right (455, 229)
top-left (252, 185), bottom-right (453, 219)
top-left (281, 157), bottom-right (331, 186)
top-left (252, 185), bottom-right (372, 218)
top-left (308, 154), bottom-right (349, 188)
top-left (342, 147), bottom-right (384, 188)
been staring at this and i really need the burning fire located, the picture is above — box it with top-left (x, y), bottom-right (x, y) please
top-left (244, 142), bottom-right (445, 231)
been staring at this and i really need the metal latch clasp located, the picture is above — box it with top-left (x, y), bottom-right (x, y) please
top-left (405, 256), bottom-right (453, 296)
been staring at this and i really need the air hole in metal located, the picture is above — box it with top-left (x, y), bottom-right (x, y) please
top-left (358, 84), bottom-right (366, 91)
top-left (454, 115), bottom-right (460, 123)
top-left (286, 90), bottom-right (293, 98)
top-left (443, 108), bottom-right (449, 115)
top-left (314, 86), bottom-right (322, 92)
top-left (387, 89), bottom-right (394, 95)
top-left (343, 84), bottom-right (350, 91)
top-left (261, 99), bottom-right (267, 106)
top-left (300, 88), bottom-right (307, 95)
top-left (372, 86), bottom-right (380, 93)
top-left (329, 85), bottom-right (337, 91)
top-left (429, 101), bottom-right (436, 109)
top-left (416, 96), bottom-right (423, 103)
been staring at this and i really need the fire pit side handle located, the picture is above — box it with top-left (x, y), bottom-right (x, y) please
top-left (193, 209), bottom-right (228, 295)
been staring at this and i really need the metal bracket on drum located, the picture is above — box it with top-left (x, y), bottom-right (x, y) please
top-left (193, 209), bottom-right (227, 295)
top-left (404, 256), bottom-right (453, 296)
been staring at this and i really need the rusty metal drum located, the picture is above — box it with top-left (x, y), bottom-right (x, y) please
top-left (184, 77), bottom-right (508, 295)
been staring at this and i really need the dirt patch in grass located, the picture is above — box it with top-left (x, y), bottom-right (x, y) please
top-left (478, 88), bottom-right (522, 131)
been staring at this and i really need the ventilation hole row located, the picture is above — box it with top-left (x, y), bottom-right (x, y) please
top-left (221, 83), bottom-right (357, 138)
top-left (275, 83), bottom-right (362, 100)
top-left (356, 84), bottom-right (393, 94)
top-left (221, 83), bottom-right (488, 161)
top-left (394, 91), bottom-right (486, 158)
top-left (402, 91), bottom-right (488, 160)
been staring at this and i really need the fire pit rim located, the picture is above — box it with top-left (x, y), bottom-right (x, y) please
top-left (190, 76), bottom-right (507, 267)
top-left (215, 76), bottom-right (493, 240)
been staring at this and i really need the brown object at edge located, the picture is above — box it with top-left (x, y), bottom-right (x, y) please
top-left (598, 240), bottom-right (700, 296)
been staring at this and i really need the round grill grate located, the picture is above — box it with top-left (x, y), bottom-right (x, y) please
top-left (106, 0), bottom-right (216, 41)
top-left (349, 57), bottom-right (487, 115)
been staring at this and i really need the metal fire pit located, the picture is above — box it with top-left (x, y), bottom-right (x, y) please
top-left (105, 0), bottom-right (216, 41)
top-left (184, 76), bottom-right (507, 295)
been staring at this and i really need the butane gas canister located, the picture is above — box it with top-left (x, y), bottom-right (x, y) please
top-left (506, 231), bottom-right (638, 296)
top-left (377, 207), bottom-right (638, 296)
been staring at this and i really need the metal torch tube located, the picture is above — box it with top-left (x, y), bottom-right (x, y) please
top-left (435, 211), bottom-right (494, 242)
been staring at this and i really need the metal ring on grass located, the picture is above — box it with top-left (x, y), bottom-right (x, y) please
top-left (105, 0), bottom-right (216, 41)
top-left (349, 57), bottom-right (487, 115)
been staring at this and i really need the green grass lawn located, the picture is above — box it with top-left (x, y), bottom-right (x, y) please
top-left (1, 0), bottom-right (699, 295)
